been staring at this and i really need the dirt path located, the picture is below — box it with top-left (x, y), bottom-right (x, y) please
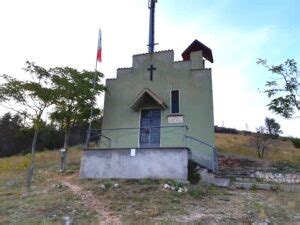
top-left (61, 180), bottom-right (121, 224)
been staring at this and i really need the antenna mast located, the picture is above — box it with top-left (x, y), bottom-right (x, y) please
top-left (148, 0), bottom-right (157, 53)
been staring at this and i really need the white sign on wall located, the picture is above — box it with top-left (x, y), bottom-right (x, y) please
top-left (168, 115), bottom-right (183, 124)
top-left (130, 148), bottom-right (136, 157)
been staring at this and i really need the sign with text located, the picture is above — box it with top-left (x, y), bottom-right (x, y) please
top-left (168, 115), bottom-right (183, 124)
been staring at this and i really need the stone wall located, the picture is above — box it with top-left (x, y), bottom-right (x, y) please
top-left (80, 148), bottom-right (188, 180)
top-left (251, 171), bottom-right (300, 184)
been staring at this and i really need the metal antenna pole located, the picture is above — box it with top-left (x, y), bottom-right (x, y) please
top-left (148, 0), bottom-right (157, 53)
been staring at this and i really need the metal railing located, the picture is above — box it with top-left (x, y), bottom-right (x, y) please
top-left (86, 125), bottom-right (189, 149)
top-left (85, 125), bottom-right (218, 172)
top-left (185, 135), bottom-right (218, 173)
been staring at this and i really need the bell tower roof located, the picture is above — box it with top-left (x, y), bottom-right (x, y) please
top-left (182, 39), bottom-right (214, 63)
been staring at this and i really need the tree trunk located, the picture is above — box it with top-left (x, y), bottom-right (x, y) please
top-left (256, 139), bottom-right (262, 158)
top-left (26, 128), bottom-right (38, 191)
top-left (61, 125), bottom-right (70, 172)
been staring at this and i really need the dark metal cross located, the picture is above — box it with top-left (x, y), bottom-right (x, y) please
top-left (147, 64), bottom-right (156, 81)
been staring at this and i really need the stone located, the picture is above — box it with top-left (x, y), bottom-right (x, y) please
top-left (163, 184), bottom-right (170, 189)
top-left (256, 183), bottom-right (272, 190)
top-left (234, 182), bottom-right (252, 190)
top-left (234, 182), bottom-right (252, 189)
top-left (6, 180), bottom-right (18, 186)
top-left (281, 184), bottom-right (300, 192)
top-left (212, 178), bottom-right (230, 187)
top-left (62, 216), bottom-right (73, 225)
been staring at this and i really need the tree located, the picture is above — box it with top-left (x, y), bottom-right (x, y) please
top-left (255, 126), bottom-right (269, 159)
top-left (257, 58), bottom-right (299, 118)
top-left (0, 113), bottom-right (24, 157)
top-left (49, 67), bottom-right (105, 171)
top-left (0, 61), bottom-right (55, 190)
top-left (264, 117), bottom-right (282, 138)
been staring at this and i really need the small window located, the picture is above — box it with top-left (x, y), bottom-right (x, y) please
top-left (171, 90), bottom-right (179, 114)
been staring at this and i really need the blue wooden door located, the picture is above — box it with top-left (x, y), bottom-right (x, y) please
top-left (140, 109), bottom-right (161, 148)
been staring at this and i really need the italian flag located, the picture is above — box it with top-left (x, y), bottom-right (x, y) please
top-left (96, 30), bottom-right (102, 63)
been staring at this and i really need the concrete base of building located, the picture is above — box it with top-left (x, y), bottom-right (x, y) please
top-left (80, 148), bottom-right (189, 180)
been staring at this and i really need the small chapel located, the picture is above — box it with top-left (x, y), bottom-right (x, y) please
top-left (80, 0), bottom-right (217, 180)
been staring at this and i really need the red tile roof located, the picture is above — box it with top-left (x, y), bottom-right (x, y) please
top-left (182, 39), bottom-right (214, 63)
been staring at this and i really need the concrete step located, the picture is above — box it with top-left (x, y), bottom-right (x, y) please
top-left (215, 171), bottom-right (253, 178)
top-left (233, 182), bottom-right (300, 192)
top-left (198, 169), bottom-right (231, 188)
top-left (233, 182), bottom-right (277, 190)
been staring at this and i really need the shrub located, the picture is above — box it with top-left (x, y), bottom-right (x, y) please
top-left (188, 160), bottom-right (200, 184)
top-left (167, 180), bottom-right (184, 189)
top-left (190, 187), bottom-right (206, 199)
top-left (291, 138), bottom-right (300, 149)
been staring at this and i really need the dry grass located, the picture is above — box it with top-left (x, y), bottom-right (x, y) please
top-left (0, 146), bottom-right (82, 174)
top-left (0, 145), bottom-right (299, 224)
top-left (75, 178), bottom-right (300, 224)
top-left (0, 146), bottom-right (90, 224)
top-left (216, 133), bottom-right (300, 165)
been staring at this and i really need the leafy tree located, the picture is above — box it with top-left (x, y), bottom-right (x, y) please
top-left (264, 117), bottom-right (282, 138)
top-left (0, 61), bottom-right (55, 190)
top-left (0, 112), bottom-right (91, 158)
top-left (0, 113), bottom-right (24, 156)
top-left (49, 67), bottom-right (105, 171)
top-left (257, 58), bottom-right (299, 118)
top-left (291, 138), bottom-right (300, 149)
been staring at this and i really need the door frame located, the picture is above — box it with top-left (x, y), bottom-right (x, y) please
top-left (138, 107), bottom-right (162, 148)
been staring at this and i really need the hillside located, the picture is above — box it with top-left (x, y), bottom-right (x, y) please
top-left (216, 133), bottom-right (300, 165)
top-left (0, 134), bottom-right (299, 224)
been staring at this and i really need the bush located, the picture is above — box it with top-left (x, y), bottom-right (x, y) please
top-left (214, 126), bottom-right (239, 134)
top-left (291, 138), bottom-right (300, 149)
top-left (188, 160), bottom-right (200, 184)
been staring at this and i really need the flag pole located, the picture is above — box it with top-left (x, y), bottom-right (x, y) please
top-left (86, 28), bottom-right (101, 148)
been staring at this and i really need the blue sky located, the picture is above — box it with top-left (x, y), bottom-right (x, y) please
top-left (154, 0), bottom-right (300, 135)
top-left (0, 0), bottom-right (299, 136)
top-left (160, 0), bottom-right (300, 63)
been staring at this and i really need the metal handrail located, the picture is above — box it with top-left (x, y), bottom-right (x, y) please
top-left (89, 133), bottom-right (112, 148)
top-left (89, 125), bottom-right (189, 132)
top-left (89, 133), bottom-right (111, 141)
top-left (184, 135), bottom-right (218, 172)
top-left (184, 135), bottom-right (214, 148)
top-left (86, 125), bottom-right (188, 149)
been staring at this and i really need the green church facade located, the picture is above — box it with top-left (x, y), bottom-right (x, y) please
top-left (99, 43), bottom-right (216, 170)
